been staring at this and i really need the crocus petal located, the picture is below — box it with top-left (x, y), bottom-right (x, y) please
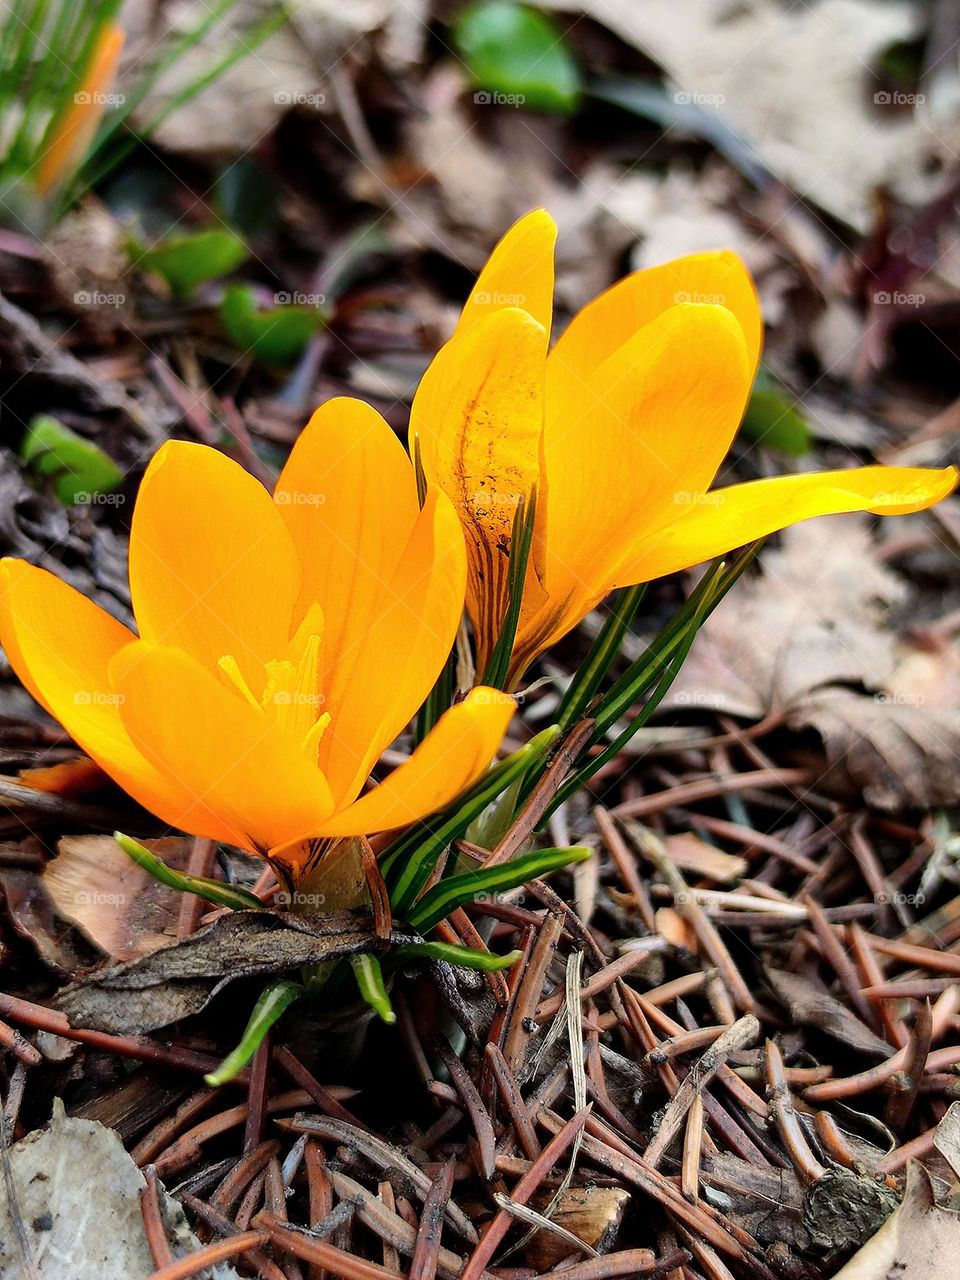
top-left (110, 642), bottom-right (335, 854)
top-left (515, 303), bottom-right (752, 674)
top-left (0, 559), bottom-right (240, 842)
top-left (456, 208), bottom-right (557, 338)
top-left (318, 688), bottom-right (515, 838)
top-left (547, 249), bottom-right (762, 416)
top-left (130, 442), bottom-right (300, 692)
top-left (317, 490), bottom-right (468, 806)
top-left (414, 307), bottom-right (548, 671)
top-left (616, 465), bottom-right (960, 585)
top-left (274, 397), bottom-right (419, 681)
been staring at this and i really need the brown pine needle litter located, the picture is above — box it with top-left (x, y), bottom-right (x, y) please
top-left (4, 728), bottom-right (960, 1276)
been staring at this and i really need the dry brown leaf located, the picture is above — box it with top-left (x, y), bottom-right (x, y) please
top-left (765, 967), bottom-right (893, 1058)
top-left (543, 0), bottom-right (958, 230)
top-left (395, 68), bottom-right (636, 310)
top-left (43, 834), bottom-right (193, 962)
top-left (120, 0), bottom-right (405, 155)
top-left (664, 832), bottom-right (748, 883)
top-left (831, 1162), bottom-right (960, 1279)
top-left (0, 1099), bottom-right (238, 1280)
top-left (933, 1100), bottom-right (960, 1182)
top-left (0, 869), bottom-right (93, 976)
top-left (667, 516), bottom-right (960, 809)
top-left (55, 908), bottom-right (389, 1034)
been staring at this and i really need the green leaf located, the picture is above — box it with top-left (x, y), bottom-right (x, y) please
top-left (390, 941), bottom-right (522, 972)
top-left (204, 978), bottom-right (303, 1085)
top-left (114, 832), bottom-right (264, 912)
top-left (556, 582), bottom-right (647, 731)
top-left (481, 488), bottom-right (537, 690)
top-left (409, 844), bottom-right (591, 934)
top-left (139, 228), bottom-right (249, 296)
top-left (219, 283), bottom-right (324, 367)
top-left (21, 414), bottom-right (122, 505)
top-left (349, 954), bottom-right (395, 1024)
top-left (551, 594), bottom-right (715, 811)
top-left (454, 1), bottom-right (582, 115)
top-left (740, 370), bottom-right (811, 456)
top-left (547, 543), bottom-right (763, 816)
top-left (384, 725), bottom-right (560, 915)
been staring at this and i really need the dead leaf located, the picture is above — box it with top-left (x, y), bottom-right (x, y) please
top-left (544, 0), bottom-right (959, 230)
top-left (43, 835), bottom-right (194, 962)
top-left (122, 0), bottom-right (402, 156)
top-left (525, 1186), bottom-right (631, 1270)
top-left (55, 908), bottom-right (401, 1034)
top-left (831, 1162), bottom-right (960, 1279)
top-left (664, 833), bottom-right (747, 883)
top-left (765, 967), bottom-right (894, 1058)
top-left (0, 869), bottom-right (94, 976)
top-left (667, 516), bottom-right (960, 809)
top-left (933, 1100), bottom-right (960, 1182)
top-left (0, 1099), bottom-right (239, 1280)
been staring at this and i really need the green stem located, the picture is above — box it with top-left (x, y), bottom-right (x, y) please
top-left (349, 954), bottom-right (395, 1023)
top-left (204, 978), bottom-right (303, 1085)
top-left (114, 831), bottom-right (262, 911)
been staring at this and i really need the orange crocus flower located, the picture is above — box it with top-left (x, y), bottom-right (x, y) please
top-left (414, 210), bottom-right (957, 688)
top-left (34, 22), bottom-right (125, 197)
top-left (0, 400), bottom-right (513, 875)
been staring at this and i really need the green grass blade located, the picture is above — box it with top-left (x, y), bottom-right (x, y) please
top-left (556, 582), bottom-right (647, 731)
top-left (414, 647), bottom-right (456, 745)
top-left (63, 0), bottom-right (285, 209)
top-left (546, 545), bottom-right (763, 816)
top-left (409, 844), bottom-right (591, 933)
top-left (389, 941), bottom-right (522, 972)
top-left (204, 978), bottom-right (302, 1085)
top-left (590, 562), bottom-right (727, 739)
top-left (114, 831), bottom-right (263, 911)
top-left (349, 954), bottom-right (395, 1024)
top-left (592, 542), bottom-right (762, 741)
top-left (384, 725), bottom-right (559, 915)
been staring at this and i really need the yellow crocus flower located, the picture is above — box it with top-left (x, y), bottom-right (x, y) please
top-left (0, 399), bottom-right (513, 876)
top-left (414, 210), bottom-right (957, 688)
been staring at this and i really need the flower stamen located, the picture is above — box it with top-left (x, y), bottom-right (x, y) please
top-left (217, 654), bottom-right (261, 710)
